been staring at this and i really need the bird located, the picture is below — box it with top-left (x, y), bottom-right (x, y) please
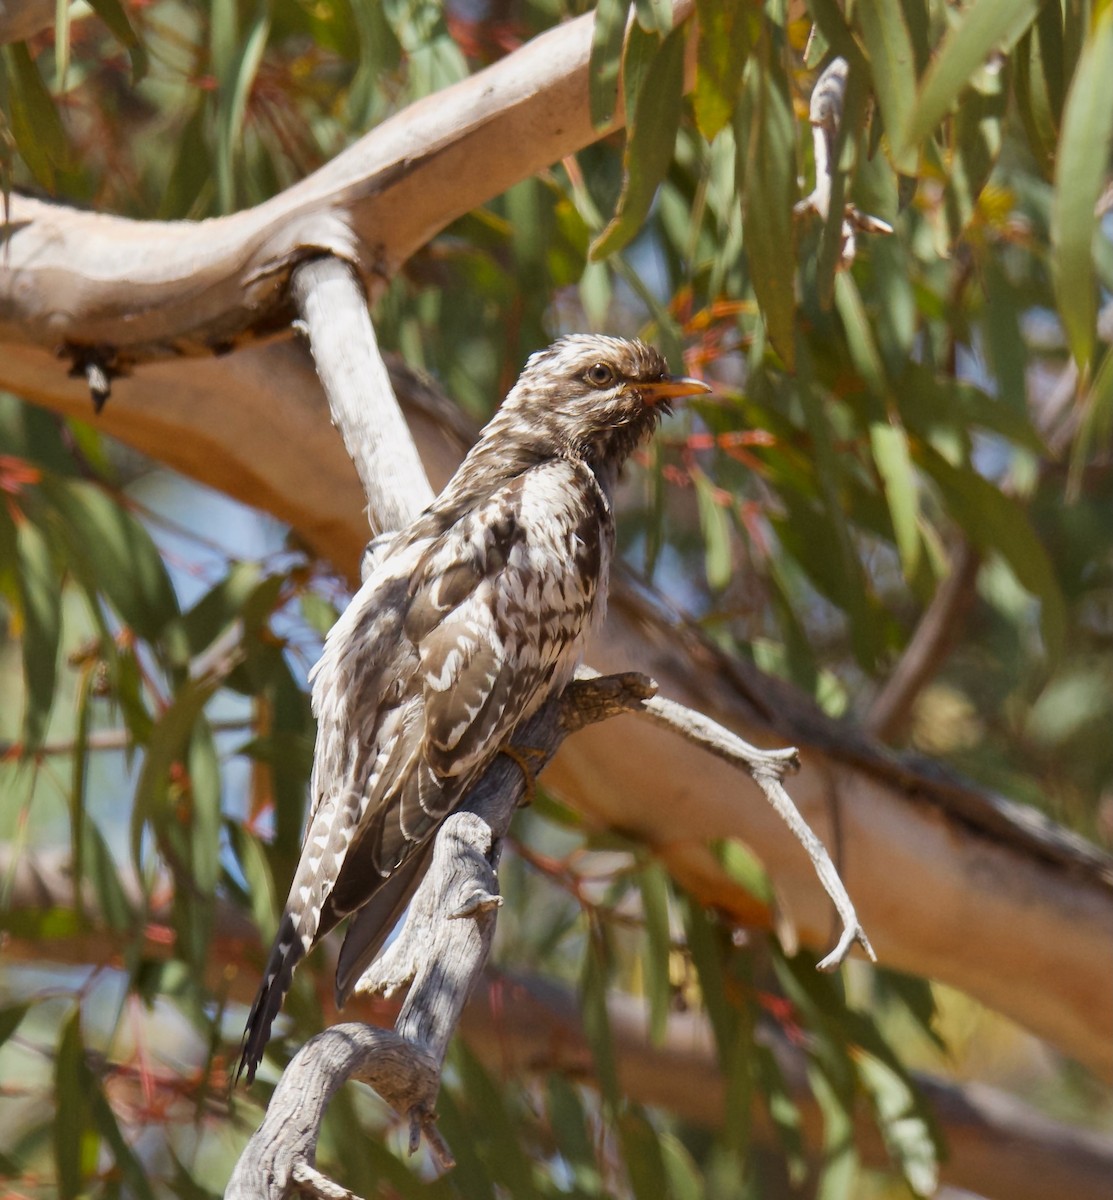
top-left (236, 334), bottom-right (710, 1083)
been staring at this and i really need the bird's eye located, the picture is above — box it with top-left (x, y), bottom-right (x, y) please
top-left (585, 362), bottom-right (616, 388)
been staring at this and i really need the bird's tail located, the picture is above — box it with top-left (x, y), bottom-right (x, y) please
top-left (236, 911), bottom-right (308, 1085)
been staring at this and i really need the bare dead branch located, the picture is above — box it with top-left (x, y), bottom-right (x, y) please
top-left (573, 666), bottom-right (874, 968)
top-left (794, 56), bottom-right (893, 269)
top-left (290, 258), bottom-right (433, 535)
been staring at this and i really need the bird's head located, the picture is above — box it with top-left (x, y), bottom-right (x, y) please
top-left (491, 334), bottom-right (711, 470)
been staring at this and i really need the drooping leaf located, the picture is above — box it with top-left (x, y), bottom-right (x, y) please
top-left (870, 420), bottom-right (921, 579)
top-left (899, 0), bottom-right (1041, 154)
top-left (637, 861), bottom-right (673, 1044)
top-left (2, 42), bottom-right (69, 189)
top-left (918, 445), bottom-right (1066, 657)
top-left (738, 43), bottom-right (797, 369)
top-left (581, 917), bottom-right (621, 1108)
top-left (14, 517), bottom-right (60, 750)
top-left (692, 468), bottom-right (733, 590)
top-left (855, 0), bottom-right (919, 173)
top-left (1051, 4), bottom-right (1113, 371)
top-left (591, 24), bottom-right (686, 259)
top-left (214, 5), bottom-right (271, 212)
top-left (88, 0), bottom-right (149, 81)
top-left (589, 0), bottom-right (632, 129)
top-left (40, 477), bottom-right (181, 644)
top-left (130, 669), bottom-right (227, 872)
top-left (618, 1106), bottom-right (669, 1200)
top-left (0, 1002), bottom-right (30, 1049)
top-left (693, 0), bottom-right (754, 141)
top-left (53, 1010), bottom-right (94, 1200)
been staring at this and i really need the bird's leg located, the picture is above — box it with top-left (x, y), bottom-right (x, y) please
top-left (498, 743), bottom-right (548, 803)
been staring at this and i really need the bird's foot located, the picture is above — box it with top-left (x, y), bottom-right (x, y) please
top-left (498, 743), bottom-right (548, 803)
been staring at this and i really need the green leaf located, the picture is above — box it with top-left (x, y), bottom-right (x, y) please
top-left (693, 0), bottom-right (754, 141)
top-left (40, 477), bottom-right (180, 643)
top-left (227, 824), bottom-right (279, 943)
top-left (810, 1063), bottom-right (858, 1200)
top-left (692, 468), bottom-right (732, 590)
top-left (581, 918), bottom-right (620, 1108)
top-left (738, 46), bottom-right (797, 369)
top-left (898, 0), bottom-right (1040, 155)
top-left (54, 1010), bottom-right (94, 1200)
top-left (1071, 346), bottom-right (1113, 493)
top-left (855, 0), bottom-right (918, 173)
top-left (168, 560), bottom-right (263, 665)
top-left (15, 517), bottom-right (60, 750)
top-left (83, 818), bottom-right (135, 933)
top-left (215, 6), bottom-right (270, 212)
top-left (591, 24), bottom-right (686, 259)
top-left (589, 0), bottom-right (631, 129)
top-left (55, 0), bottom-right (71, 89)
top-left (2, 42), bottom-right (69, 189)
top-left (130, 669), bottom-right (227, 872)
top-left (847, 1016), bottom-right (944, 1197)
top-left (635, 0), bottom-right (672, 35)
top-left (918, 446), bottom-right (1066, 657)
top-left (870, 421), bottom-right (921, 578)
top-left (752, 1042), bottom-right (807, 1182)
top-left (88, 1078), bottom-right (158, 1200)
top-left (619, 1107), bottom-right (669, 1200)
top-left (0, 1002), bottom-right (30, 1048)
top-left (1052, 4), bottom-right (1113, 371)
top-left (637, 861), bottom-right (672, 1044)
top-left (88, 0), bottom-right (149, 81)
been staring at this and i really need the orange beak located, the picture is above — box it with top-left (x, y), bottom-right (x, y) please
top-left (639, 375), bottom-right (713, 407)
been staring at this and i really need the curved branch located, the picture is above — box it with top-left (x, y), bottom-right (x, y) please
top-left (0, 3), bottom-right (693, 364)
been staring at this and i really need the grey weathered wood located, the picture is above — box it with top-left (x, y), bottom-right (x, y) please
top-left (290, 259), bottom-right (433, 535)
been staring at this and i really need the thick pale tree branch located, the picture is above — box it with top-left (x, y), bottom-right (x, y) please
top-left (0, 3), bottom-right (692, 370)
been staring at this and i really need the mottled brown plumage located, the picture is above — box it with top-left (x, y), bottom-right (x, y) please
top-left (238, 335), bottom-right (709, 1082)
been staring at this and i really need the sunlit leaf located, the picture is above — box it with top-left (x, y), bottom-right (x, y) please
top-left (870, 420), bottom-right (921, 578)
top-left (692, 468), bottom-right (733, 589)
top-left (918, 445), bottom-right (1066, 657)
top-left (635, 0), bottom-right (672, 35)
top-left (738, 44), bottom-right (797, 369)
top-left (855, 0), bottom-right (918, 173)
top-left (638, 861), bottom-right (673, 1044)
top-left (694, 0), bottom-right (754, 141)
top-left (53, 1010), bottom-right (94, 1200)
top-left (2, 42), bottom-right (69, 189)
top-left (899, 0), bottom-right (1040, 154)
top-left (589, 0), bottom-right (631, 129)
top-left (1051, 4), bottom-right (1113, 371)
top-left (40, 477), bottom-right (180, 643)
top-left (591, 24), bottom-right (686, 259)
top-left (88, 0), bottom-right (149, 81)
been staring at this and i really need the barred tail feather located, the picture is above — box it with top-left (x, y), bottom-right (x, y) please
top-left (236, 913), bottom-right (308, 1084)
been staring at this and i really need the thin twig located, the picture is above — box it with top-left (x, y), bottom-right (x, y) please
top-left (574, 667), bottom-right (875, 968)
top-left (794, 57), bottom-right (893, 270)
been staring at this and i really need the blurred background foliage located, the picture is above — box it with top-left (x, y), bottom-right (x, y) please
top-left (1, 0), bottom-right (1112, 1195)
